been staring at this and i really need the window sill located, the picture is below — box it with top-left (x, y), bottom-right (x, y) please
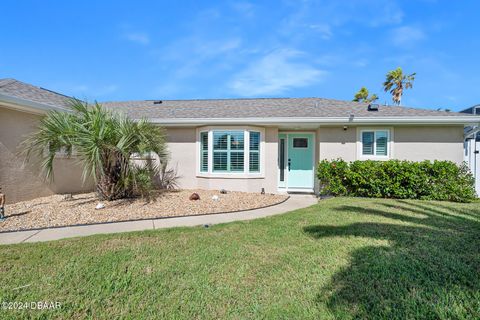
top-left (196, 172), bottom-right (265, 179)
top-left (358, 155), bottom-right (391, 161)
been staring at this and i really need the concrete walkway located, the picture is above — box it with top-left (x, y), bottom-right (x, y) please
top-left (0, 195), bottom-right (317, 245)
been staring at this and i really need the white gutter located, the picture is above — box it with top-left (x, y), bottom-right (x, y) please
top-left (0, 92), bottom-right (71, 114)
top-left (148, 116), bottom-right (480, 126)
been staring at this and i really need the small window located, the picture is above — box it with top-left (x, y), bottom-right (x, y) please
top-left (293, 138), bottom-right (308, 148)
top-left (200, 132), bottom-right (208, 172)
top-left (362, 132), bottom-right (374, 155)
top-left (361, 130), bottom-right (390, 157)
top-left (249, 131), bottom-right (260, 172)
top-left (279, 138), bottom-right (285, 181)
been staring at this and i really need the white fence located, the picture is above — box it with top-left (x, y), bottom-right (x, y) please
top-left (464, 139), bottom-right (480, 196)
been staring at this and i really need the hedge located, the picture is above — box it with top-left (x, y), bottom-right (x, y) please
top-left (317, 159), bottom-right (477, 202)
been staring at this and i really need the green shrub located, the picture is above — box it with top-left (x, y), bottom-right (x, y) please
top-left (317, 159), bottom-right (476, 202)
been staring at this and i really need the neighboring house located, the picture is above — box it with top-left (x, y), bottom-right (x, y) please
top-left (1, 78), bottom-right (480, 203)
top-left (461, 104), bottom-right (480, 194)
top-left (461, 104), bottom-right (480, 141)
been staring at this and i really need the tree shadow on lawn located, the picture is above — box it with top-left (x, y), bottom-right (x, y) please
top-left (303, 200), bottom-right (480, 319)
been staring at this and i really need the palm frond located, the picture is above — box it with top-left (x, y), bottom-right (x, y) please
top-left (20, 98), bottom-right (169, 200)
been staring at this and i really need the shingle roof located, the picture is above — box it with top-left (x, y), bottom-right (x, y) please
top-left (1, 78), bottom-right (477, 121)
top-left (0, 78), bottom-right (73, 109)
top-left (101, 98), bottom-right (469, 119)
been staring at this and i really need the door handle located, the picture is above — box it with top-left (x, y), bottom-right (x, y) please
top-left (288, 158), bottom-right (291, 171)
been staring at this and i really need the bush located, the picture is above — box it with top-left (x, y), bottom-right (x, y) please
top-left (317, 159), bottom-right (476, 202)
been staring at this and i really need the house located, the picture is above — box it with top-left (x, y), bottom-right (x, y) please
top-left (461, 104), bottom-right (480, 141)
top-left (461, 104), bottom-right (480, 193)
top-left (1, 78), bottom-right (480, 203)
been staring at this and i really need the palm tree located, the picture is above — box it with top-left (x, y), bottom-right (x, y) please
top-left (22, 99), bottom-right (168, 201)
top-left (383, 67), bottom-right (416, 106)
top-left (353, 87), bottom-right (379, 103)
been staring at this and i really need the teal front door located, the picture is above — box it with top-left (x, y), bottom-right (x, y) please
top-left (285, 133), bottom-right (314, 190)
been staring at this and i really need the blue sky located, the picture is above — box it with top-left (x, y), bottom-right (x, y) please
top-left (1, 0), bottom-right (479, 110)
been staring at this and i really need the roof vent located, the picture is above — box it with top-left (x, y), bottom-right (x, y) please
top-left (153, 100), bottom-right (162, 104)
top-left (368, 103), bottom-right (379, 111)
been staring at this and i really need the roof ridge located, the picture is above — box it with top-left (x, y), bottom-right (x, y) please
top-left (38, 86), bottom-right (74, 99)
top-left (105, 97), bottom-right (316, 103)
top-left (0, 78), bottom-right (17, 89)
top-left (0, 78), bottom-right (72, 98)
top-left (102, 97), bottom-right (366, 105)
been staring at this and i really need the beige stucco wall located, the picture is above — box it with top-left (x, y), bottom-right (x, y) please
top-left (0, 106), bottom-right (94, 203)
top-left (165, 127), bottom-right (279, 193)
top-left (318, 127), bottom-right (357, 161)
top-left (165, 127), bottom-right (198, 190)
top-left (394, 126), bottom-right (464, 163)
top-left (317, 125), bottom-right (465, 164)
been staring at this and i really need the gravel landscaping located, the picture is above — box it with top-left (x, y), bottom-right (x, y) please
top-left (0, 189), bottom-right (288, 232)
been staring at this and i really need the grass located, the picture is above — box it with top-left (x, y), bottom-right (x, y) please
top-left (0, 197), bottom-right (479, 319)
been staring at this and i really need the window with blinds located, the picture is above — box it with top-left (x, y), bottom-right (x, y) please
top-left (200, 132), bottom-right (208, 172)
top-left (362, 132), bottom-right (374, 155)
top-left (200, 129), bottom-right (261, 174)
top-left (213, 131), bottom-right (244, 172)
top-left (375, 131), bottom-right (388, 156)
top-left (249, 131), bottom-right (260, 172)
top-left (361, 130), bottom-right (389, 157)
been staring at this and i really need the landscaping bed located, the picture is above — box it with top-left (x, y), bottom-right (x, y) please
top-left (0, 189), bottom-right (287, 232)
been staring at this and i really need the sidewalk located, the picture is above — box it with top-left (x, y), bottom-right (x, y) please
top-left (0, 195), bottom-right (317, 245)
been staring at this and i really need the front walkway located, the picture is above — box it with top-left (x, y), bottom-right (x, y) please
top-left (0, 195), bottom-right (317, 245)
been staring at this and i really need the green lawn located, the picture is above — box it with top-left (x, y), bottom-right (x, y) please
top-left (1, 197), bottom-right (479, 319)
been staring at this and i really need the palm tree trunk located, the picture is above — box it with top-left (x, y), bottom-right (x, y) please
top-left (95, 152), bottom-right (129, 201)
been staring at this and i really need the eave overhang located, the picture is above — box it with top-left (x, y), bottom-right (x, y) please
top-left (0, 92), bottom-right (71, 115)
top-left (145, 116), bottom-right (480, 127)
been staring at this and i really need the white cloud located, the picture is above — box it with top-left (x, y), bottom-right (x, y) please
top-left (229, 49), bottom-right (326, 96)
top-left (153, 36), bottom-right (243, 80)
top-left (231, 1), bottom-right (255, 18)
top-left (124, 32), bottom-right (150, 45)
top-left (309, 24), bottom-right (333, 40)
top-left (367, 1), bottom-right (404, 27)
top-left (391, 26), bottom-right (425, 47)
top-left (194, 37), bottom-right (242, 57)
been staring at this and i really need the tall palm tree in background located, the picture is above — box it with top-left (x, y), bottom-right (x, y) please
top-left (22, 100), bottom-right (168, 201)
top-left (383, 67), bottom-right (416, 106)
top-left (353, 87), bottom-right (379, 103)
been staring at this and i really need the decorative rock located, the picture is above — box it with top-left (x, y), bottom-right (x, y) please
top-left (220, 189), bottom-right (227, 194)
top-left (0, 190), bottom-right (288, 232)
top-left (189, 193), bottom-right (200, 201)
top-left (95, 203), bottom-right (105, 210)
top-left (63, 193), bottom-right (73, 201)
top-left (212, 195), bottom-right (219, 201)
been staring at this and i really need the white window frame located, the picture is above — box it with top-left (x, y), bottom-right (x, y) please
top-left (196, 126), bottom-right (265, 179)
top-left (356, 127), bottom-right (394, 160)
